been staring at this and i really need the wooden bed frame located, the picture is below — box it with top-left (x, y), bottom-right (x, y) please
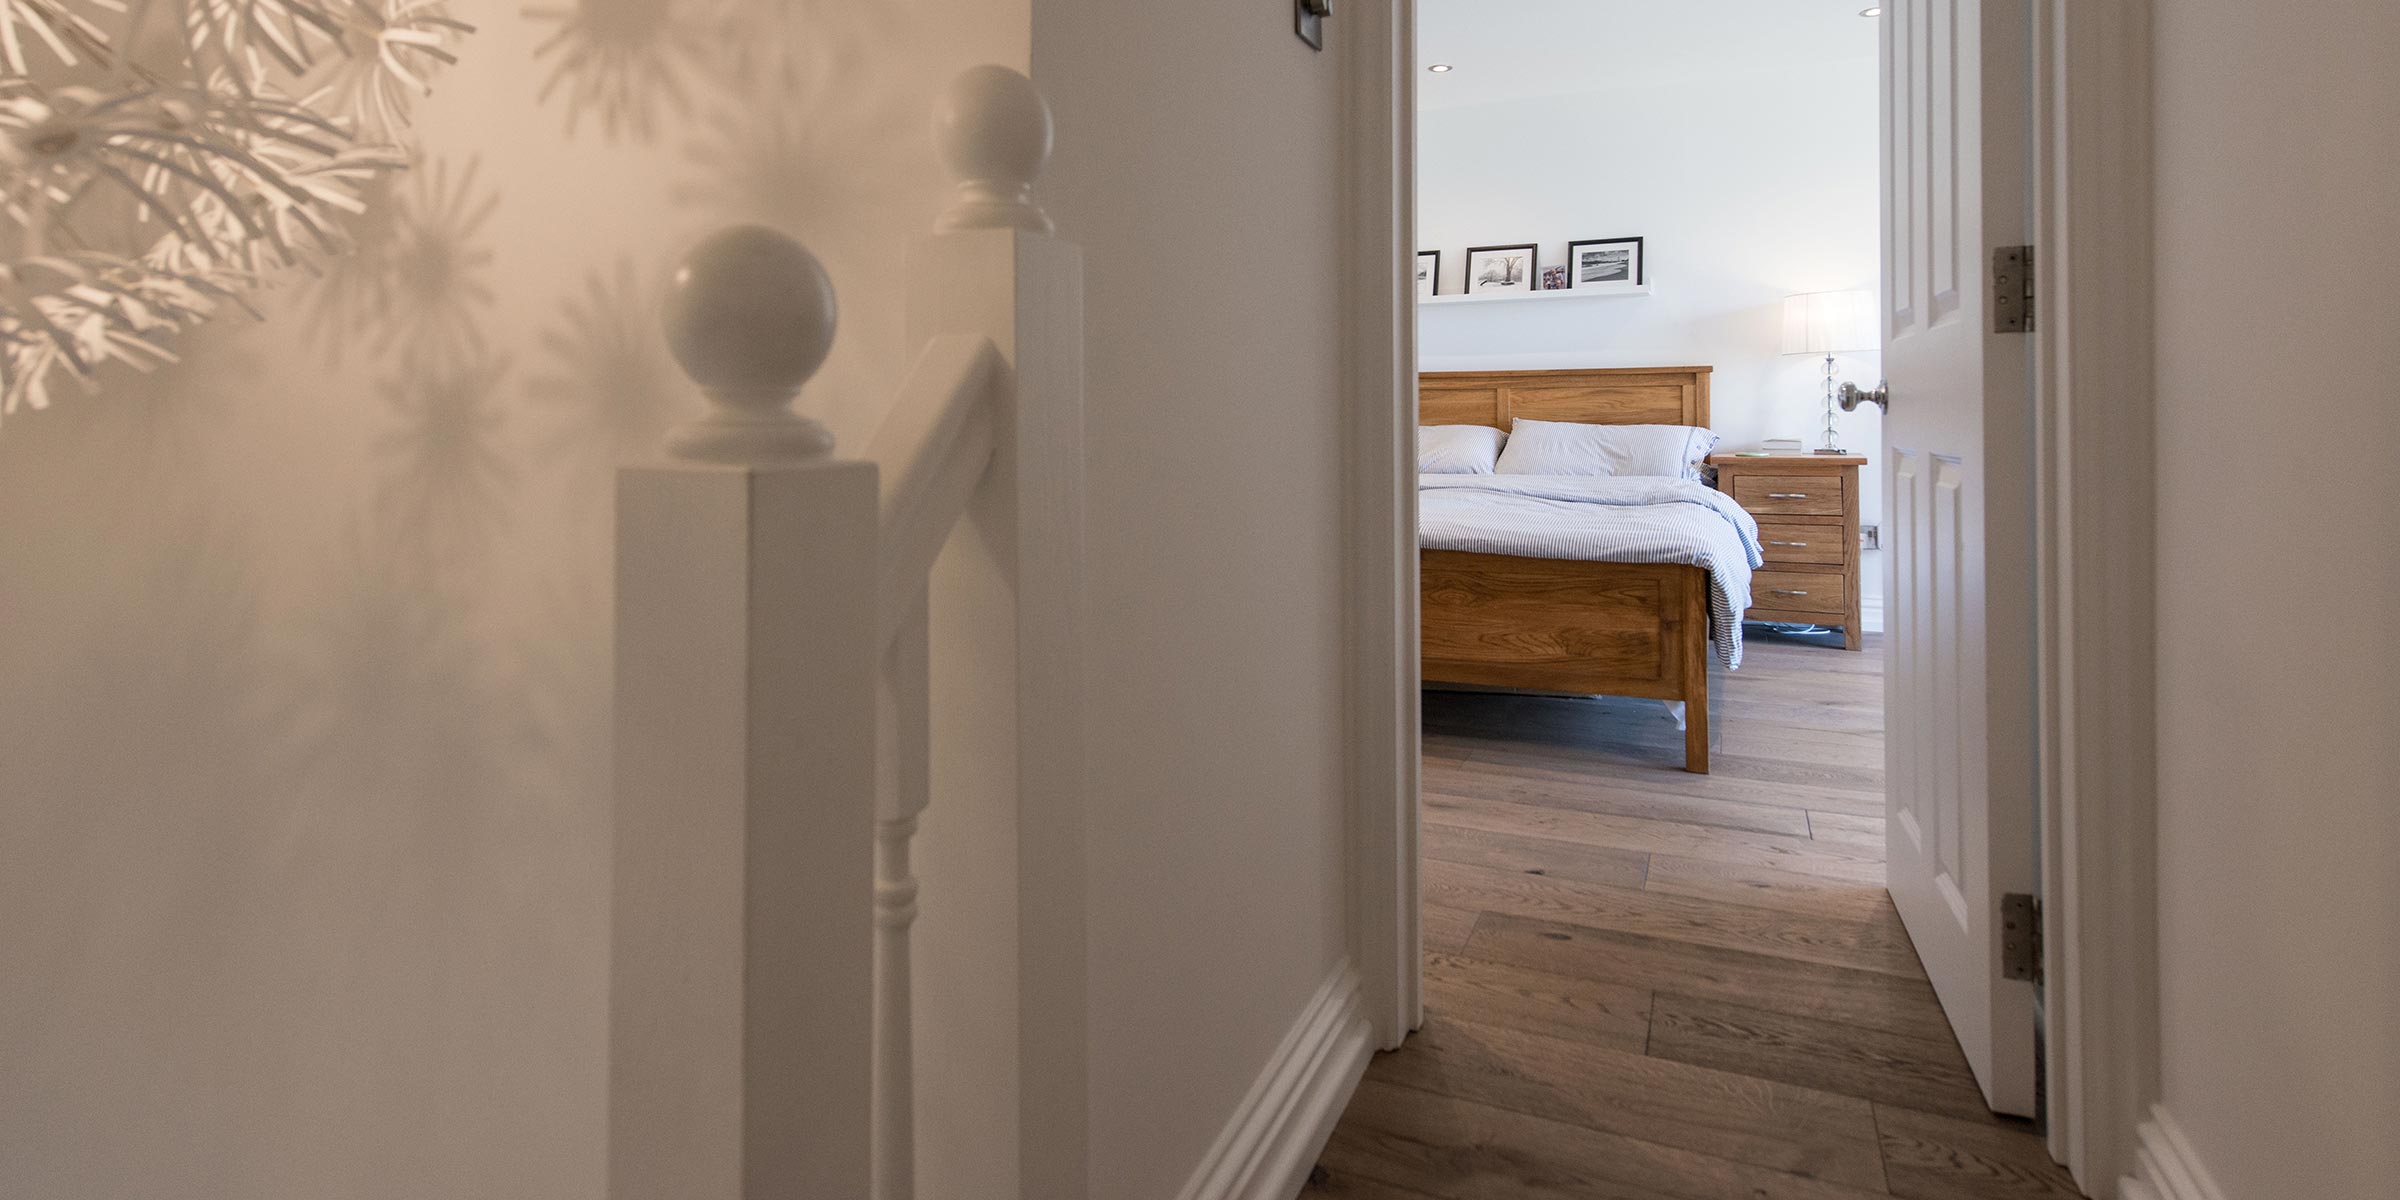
top-left (1420, 366), bottom-right (1718, 773)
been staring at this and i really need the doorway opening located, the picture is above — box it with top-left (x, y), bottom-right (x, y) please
top-left (1317, 2), bottom-right (2105, 1196)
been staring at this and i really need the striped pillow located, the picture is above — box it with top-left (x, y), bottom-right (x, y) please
top-left (1418, 424), bottom-right (1507, 474)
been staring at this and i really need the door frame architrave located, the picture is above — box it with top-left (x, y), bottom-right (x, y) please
top-left (1338, 2), bottom-right (2160, 1193)
top-left (2030, 2), bottom-right (2160, 1193)
top-left (1339, 0), bottom-right (1422, 1051)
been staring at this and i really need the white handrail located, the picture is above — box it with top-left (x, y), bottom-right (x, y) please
top-left (869, 334), bottom-right (1005, 645)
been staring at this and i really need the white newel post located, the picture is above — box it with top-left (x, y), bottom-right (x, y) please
top-left (610, 227), bottom-right (876, 1200)
top-left (897, 65), bottom-right (1092, 1200)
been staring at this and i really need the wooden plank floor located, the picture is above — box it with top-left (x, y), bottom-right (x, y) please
top-left (1305, 633), bottom-right (2082, 1200)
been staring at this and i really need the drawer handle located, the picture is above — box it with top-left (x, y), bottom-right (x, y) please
top-left (1766, 540), bottom-right (1810, 547)
top-left (1767, 492), bottom-right (1811, 499)
top-left (1770, 589), bottom-right (1811, 597)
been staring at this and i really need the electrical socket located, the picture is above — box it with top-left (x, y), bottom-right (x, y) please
top-left (1860, 524), bottom-right (1881, 550)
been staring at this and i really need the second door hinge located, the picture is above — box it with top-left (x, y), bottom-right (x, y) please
top-left (1994, 245), bottom-right (2035, 333)
top-left (2001, 892), bottom-right (2043, 982)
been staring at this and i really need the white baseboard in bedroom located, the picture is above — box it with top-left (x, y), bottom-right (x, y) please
top-left (2119, 1107), bottom-right (2227, 1200)
top-left (1860, 595), bottom-right (1885, 634)
top-left (1174, 961), bottom-right (1373, 1200)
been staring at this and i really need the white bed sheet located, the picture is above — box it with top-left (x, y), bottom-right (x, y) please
top-left (1419, 474), bottom-right (1765, 668)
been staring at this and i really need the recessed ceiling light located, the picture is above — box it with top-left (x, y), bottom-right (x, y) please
top-left (1427, 63), bottom-right (1454, 73)
top-left (1859, 6), bottom-right (1883, 15)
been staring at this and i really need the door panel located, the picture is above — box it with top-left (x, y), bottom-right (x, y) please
top-left (1880, 0), bottom-right (2038, 1118)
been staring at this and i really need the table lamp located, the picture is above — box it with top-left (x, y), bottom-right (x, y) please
top-left (1780, 289), bottom-right (1876, 454)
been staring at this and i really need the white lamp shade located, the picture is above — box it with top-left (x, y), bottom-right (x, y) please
top-left (1781, 289), bottom-right (1877, 355)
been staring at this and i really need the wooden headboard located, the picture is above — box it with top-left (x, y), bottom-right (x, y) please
top-left (1419, 366), bottom-right (1712, 429)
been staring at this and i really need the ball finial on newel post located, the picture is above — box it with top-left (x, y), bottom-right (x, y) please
top-left (932, 64), bottom-right (1055, 235)
top-left (661, 224), bottom-right (840, 465)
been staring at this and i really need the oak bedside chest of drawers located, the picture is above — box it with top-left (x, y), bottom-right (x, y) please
top-left (1706, 452), bottom-right (1867, 650)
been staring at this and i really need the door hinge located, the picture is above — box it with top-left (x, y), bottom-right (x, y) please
top-left (1993, 245), bottom-right (2035, 333)
top-left (2001, 892), bottom-right (2043, 982)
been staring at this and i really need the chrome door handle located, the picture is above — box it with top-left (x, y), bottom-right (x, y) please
top-left (1838, 380), bottom-right (1888, 414)
top-left (1768, 493), bottom-right (1810, 499)
top-left (1766, 540), bottom-right (1809, 547)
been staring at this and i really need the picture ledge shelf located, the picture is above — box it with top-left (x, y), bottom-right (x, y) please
top-left (1423, 285), bottom-right (1654, 306)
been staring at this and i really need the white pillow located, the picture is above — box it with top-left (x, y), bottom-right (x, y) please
top-left (1492, 419), bottom-right (1717, 480)
top-left (1418, 424), bottom-right (1506, 474)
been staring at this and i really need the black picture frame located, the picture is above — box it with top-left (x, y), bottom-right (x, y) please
top-left (1464, 243), bottom-right (1540, 294)
top-left (1566, 237), bottom-right (1645, 289)
top-left (1416, 250), bottom-right (1442, 297)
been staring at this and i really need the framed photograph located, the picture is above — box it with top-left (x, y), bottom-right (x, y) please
top-left (1539, 264), bottom-right (1570, 291)
top-left (1415, 250), bottom-right (1441, 298)
top-left (1464, 243), bottom-right (1539, 294)
top-left (1567, 237), bottom-right (1645, 292)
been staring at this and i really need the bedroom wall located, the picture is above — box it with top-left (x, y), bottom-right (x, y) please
top-left (2149, 2), bottom-right (2400, 1196)
top-left (1415, 35), bottom-right (1885, 619)
top-left (1031, 2), bottom-right (1353, 1196)
top-left (0, 5), bottom-right (1023, 1197)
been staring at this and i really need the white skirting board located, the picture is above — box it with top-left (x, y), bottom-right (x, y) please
top-left (2119, 1108), bottom-right (2226, 1200)
top-left (1860, 594), bottom-right (1885, 634)
top-left (1173, 962), bottom-right (1373, 1200)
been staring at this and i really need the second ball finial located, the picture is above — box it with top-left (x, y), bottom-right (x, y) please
top-left (933, 64), bottom-right (1055, 235)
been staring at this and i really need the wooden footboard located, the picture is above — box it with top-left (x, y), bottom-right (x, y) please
top-left (1420, 551), bottom-right (1712, 773)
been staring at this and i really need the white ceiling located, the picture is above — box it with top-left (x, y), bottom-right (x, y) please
top-left (1418, 0), bottom-right (1881, 112)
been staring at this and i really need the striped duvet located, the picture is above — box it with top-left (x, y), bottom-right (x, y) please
top-left (1419, 475), bottom-right (1766, 669)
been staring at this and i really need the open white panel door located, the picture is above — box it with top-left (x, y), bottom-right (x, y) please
top-left (1877, 0), bottom-right (2039, 1118)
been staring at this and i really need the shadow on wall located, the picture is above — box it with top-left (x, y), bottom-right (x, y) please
top-left (529, 258), bottom-right (684, 497)
top-left (525, 0), bottom-right (719, 143)
top-left (526, 0), bottom-right (917, 143)
top-left (0, 0), bottom-right (995, 1195)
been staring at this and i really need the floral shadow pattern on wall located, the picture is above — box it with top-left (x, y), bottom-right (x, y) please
top-left (529, 256), bottom-right (685, 497)
top-left (522, 0), bottom-right (711, 143)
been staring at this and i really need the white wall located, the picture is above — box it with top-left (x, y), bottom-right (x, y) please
top-left (1416, 46), bottom-right (1886, 610)
top-left (1032, 3), bottom-right (1354, 1196)
top-left (0, 2), bottom-right (1357, 1193)
top-left (2150, 3), bottom-right (2400, 1197)
top-left (0, 6), bottom-right (1022, 1197)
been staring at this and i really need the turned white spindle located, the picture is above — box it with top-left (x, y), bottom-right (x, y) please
top-left (661, 224), bottom-right (841, 464)
top-left (872, 589), bottom-right (931, 1200)
top-left (932, 65), bottom-right (1056, 235)
top-left (612, 226), bottom-right (874, 1200)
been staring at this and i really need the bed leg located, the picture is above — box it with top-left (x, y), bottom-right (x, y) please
top-left (1684, 680), bottom-right (1709, 774)
top-left (1683, 573), bottom-right (1711, 774)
